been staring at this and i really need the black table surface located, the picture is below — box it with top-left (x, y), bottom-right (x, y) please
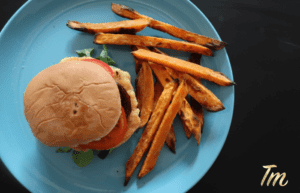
top-left (1, 0), bottom-right (300, 192)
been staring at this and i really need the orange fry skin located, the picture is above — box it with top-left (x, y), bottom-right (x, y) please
top-left (124, 79), bottom-right (179, 186)
top-left (94, 33), bottom-right (213, 56)
top-left (111, 3), bottom-right (227, 50)
top-left (190, 97), bottom-right (204, 145)
top-left (165, 125), bottom-right (176, 153)
top-left (149, 62), bottom-right (197, 139)
top-left (135, 61), bottom-right (154, 128)
top-left (66, 18), bottom-right (150, 34)
top-left (132, 49), bottom-right (235, 86)
top-left (150, 49), bottom-right (206, 142)
top-left (138, 79), bottom-right (188, 178)
top-left (178, 97), bottom-right (201, 139)
top-left (188, 53), bottom-right (204, 145)
top-left (166, 68), bottom-right (225, 111)
top-left (153, 81), bottom-right (176, 153)
top-left (149, 47), bottom-right (224, 111)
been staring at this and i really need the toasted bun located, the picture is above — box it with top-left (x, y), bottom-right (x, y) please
top-left (24, 60), bottom-right (122, 147)
top-left (61, 57), bottom-right (141, 151)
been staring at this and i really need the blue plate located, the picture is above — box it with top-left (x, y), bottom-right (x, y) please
top-left (0, 0), bottom-right (234, 192)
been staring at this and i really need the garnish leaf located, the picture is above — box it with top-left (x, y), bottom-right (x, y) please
top-left (56, 147), bottom-right (72, 153)
top-left (72, 150), bottom-right (94, 167)
top-left (75, 48), bottom-right (94, 57)
top-left (96, 45), bottom-right (116, 66)
top-left (100, 45), bottom-right (109, 58)
top-left (109, 148), bottom-right (114, 154)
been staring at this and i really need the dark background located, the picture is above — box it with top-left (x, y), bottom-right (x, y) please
top-left (1, 0), bottom-right (300, 192)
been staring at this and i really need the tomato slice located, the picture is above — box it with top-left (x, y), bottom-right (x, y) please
top-left (82, 58), bottom-right (114, 78)
top-left (77, 107), bottom-right (127, 150)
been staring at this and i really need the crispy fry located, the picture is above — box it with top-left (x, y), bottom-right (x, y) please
top-left (150, 49), bottom-right (206, 141)
top-left (149, 63), bottom-right (197, 139)
top-left (132, 49), bottom-right (235, 86)
top-left (66, 18), bottom-right (150, 34)
top-left (168, 68), bottom-right (224, 111)
top-left (94, 33), bottom-right (213, 56)
top-left (135, 60), bottom-right (154, 128)
top-left (188, 53), bottom-right (204, 144)
top-left (188, 54), bottom-right (202, 82)
top-left (178, 97), bottom-right (201, 139)
top-left (149, 61), bottom-right (224, 111)
top-left (111, 3), bottom-right (143, 20)
top-left (150, 46), bottom-right (202, 65)
top-left (111, 3), bottom-right (227, 50)
top-left (182, 118), bottom-right (192, 139)
top-left (165, 125), bottom-right (176, 153)
top-left (153, 81), bottom-right (176, 153)
top-left (190, 97), bottom-right (204, 145)
top-left (138, 79), bottom-right (188, 178)
top-left (149, 48), bottom-right (224, 111)
top-left (152, 81), bottom-right (164, 111)
top-left (125, 79), bottom-right (179, 186)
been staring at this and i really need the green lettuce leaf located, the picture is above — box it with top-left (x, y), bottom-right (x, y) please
top-left (75, 48), bottom-right (94, 57)
top-left (72, 150), bottom-right (94, 167)
top-left (96, 45), bottom-right (116, 66)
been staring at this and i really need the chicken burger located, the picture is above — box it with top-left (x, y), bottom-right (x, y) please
top-left (23, 57), bottom-right (140, 152)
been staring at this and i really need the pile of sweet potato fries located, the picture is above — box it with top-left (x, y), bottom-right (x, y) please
top-left (67, 3), bottom-right (235, 186)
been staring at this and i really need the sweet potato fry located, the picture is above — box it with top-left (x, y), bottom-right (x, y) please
top-left (152, 81), bottom-right (164, 111)
top-left (168, 68), bottom-right (224, 111)
top-left (131, 49), bottom-right (235, 86)
top-left (149, 63), bottom-right (197, 139)
top-left (149, 61), bottom-right (224, 111)
top-left (153, 81), bottom-right (176, 153)
top-left (135, 60), bottom-right (154, 128)
top-left (125, 79), bottom-right (179, 186)
top-left (66, 18), bottom-right (150, 34)
top-left (138, 79), bottom-right (188, 178)
top-left (150, 46), bottom-right (202, 65)
top-left (94, 33), bottom-right (213, 56)
top-left (182, 117), bottom-right (192, 139)
top-left (190, 97), bottom-right (204, 145)
top-left (111, 3), bottom-right (227, 50)
top-left (149, 48), bottom-right (223, 111)
top-left (165, 125), bottom-right (176, 153)
top-left (188, 53), bottom-right (204, 144)
top-left (149, 61), bottom-right (173, 86)
top-left (150, 48), bottom-right (206, 141)
top-left (178, 97), bottom-right (202, 140)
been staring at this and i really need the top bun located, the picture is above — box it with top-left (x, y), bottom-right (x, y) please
top-left (24, 60), bottom-right (121, 147)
